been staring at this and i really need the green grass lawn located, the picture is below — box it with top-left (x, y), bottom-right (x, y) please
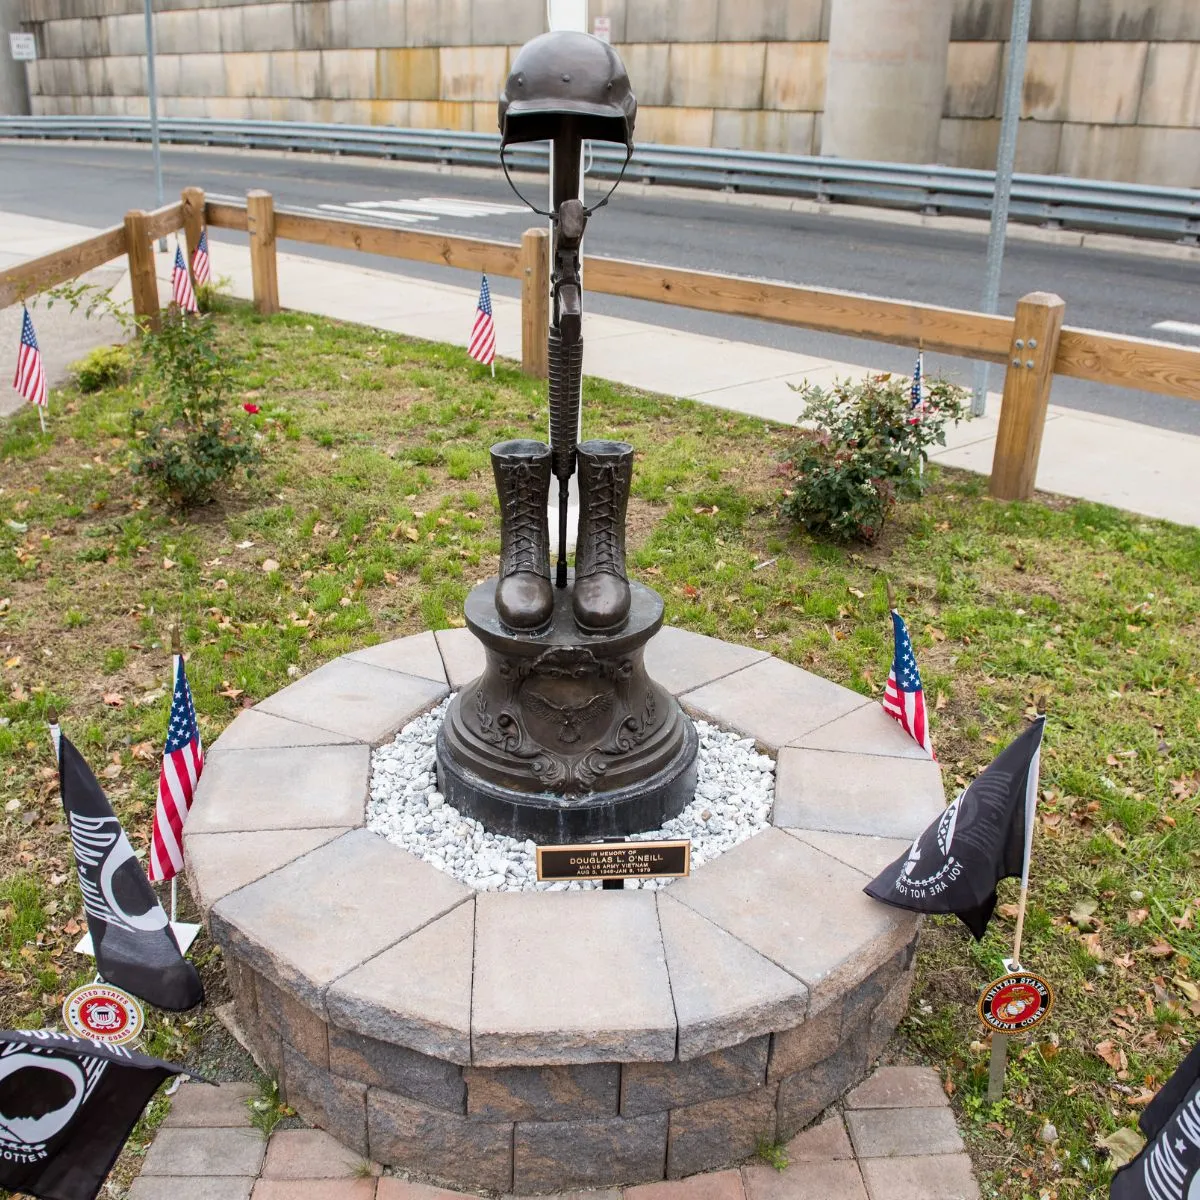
top-left (2, 303), bottom-right (1199, 1199)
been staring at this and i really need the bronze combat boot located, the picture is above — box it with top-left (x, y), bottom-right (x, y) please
top-left (492, 439), bottom-right (553, 632)
top-left (573, 439), bottom-right (633, 633)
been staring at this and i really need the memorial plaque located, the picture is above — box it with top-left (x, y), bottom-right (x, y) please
top-left (10, 33), bottom-right (36, 61)
top-left (537, 839), bottom-right (690, 882)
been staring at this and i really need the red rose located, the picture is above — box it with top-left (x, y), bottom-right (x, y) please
top-left (243, 403), bottom-right (260, 414)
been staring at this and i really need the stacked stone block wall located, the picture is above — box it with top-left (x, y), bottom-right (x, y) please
top-left (221, 934), bottom-right (917, 1192)
top-left (13, 0), bottom-right (1200, 185)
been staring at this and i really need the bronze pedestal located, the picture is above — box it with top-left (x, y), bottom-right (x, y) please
top-left (436, 575), bottom-right (698, 844)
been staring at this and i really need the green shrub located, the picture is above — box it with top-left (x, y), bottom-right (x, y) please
top-left (130, 311), bottom-right (260, 509)
top-left (780, 372), bottom-right (968, 543)
top-left (73, 344), bottom-right (133, 393)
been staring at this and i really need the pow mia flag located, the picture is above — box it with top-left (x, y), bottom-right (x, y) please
top-left (0, 1028), bottom-right (195, 1200)
top-left (1111, 1039), bottom-right (1200, 1199)
top-left (864, 717), bottom-right (1045, 940)
top-left (57, 730), bottom-right (203, 1012)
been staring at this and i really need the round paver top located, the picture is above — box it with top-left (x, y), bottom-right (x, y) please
top-left (186, 628), bottom-right (944, 1066)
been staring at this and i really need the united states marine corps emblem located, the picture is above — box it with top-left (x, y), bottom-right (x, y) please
top-left (978, 971), bottom-right (1053, 1034)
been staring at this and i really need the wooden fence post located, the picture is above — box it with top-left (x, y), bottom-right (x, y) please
top-left (123, 209), bottom-right (160, 333)
top-left (247, 189), bottom-right (280, 315)
top-left (181, 186), bottom-right (205, 289)
top-left (989, 291), bottom-right (1066, 501)
top-left (521, 226), bottom-right (549, 378)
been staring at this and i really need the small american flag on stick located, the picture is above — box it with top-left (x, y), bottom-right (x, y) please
top-left (468, 274), bottom-right (496, 375)
top-left (909, 349), bottom-right (925, 424)
top-left (882, 607), bottom-right (935, 759)
top-left (148, 651), bottom-right (203, 884)
top-left (172, 244), bottom-right (199, 314)
top-left (13, 307), bottom-right (48, 428)
top-left (191, 228), bottom-right (211, 288)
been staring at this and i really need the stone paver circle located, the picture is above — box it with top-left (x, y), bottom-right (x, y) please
top-left (186, 626), bottom-right (946, 1192)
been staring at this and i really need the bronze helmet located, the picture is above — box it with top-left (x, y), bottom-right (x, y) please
top-left (499, 31), bottom-right (636, 149)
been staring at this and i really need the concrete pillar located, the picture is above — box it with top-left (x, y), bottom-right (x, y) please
top-left (822, 0), bottom-right (951, 163)
top-left (0, 0), bottom-right (32, 115)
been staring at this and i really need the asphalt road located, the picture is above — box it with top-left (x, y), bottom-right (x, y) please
top-left (3, 141), bottom-right (1198, 432)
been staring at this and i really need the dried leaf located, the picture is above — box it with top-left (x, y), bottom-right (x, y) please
top-left (1096, 1040), bottom-right (1128, 1072)
top-left (1146, 942), bottom-right (1176, 958)
top-left (1127, 908), bottom-right (1149, 926)
top-left (1097, 1127), bottom-right (1144, 1168)
top-left (1070, 897), bottom-right (1100, 929)
top-left (102, 692), bottom-right (124, 708)
top-left (1081, 931), bottom-right (1105, 959)
top-left (162, 557), bottom-right (176, 570)
top-left (262, 558), bottom-right (280, 573)
top-left (997, 902), bottom-right (1021, 920)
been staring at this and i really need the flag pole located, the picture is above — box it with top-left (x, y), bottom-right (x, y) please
top-left (38, 406), bottom-right (46, 435)
top-left (168, 624), bottom-right (181, 925)
top-left (47, 705), bottom-right (61, 762)
top-left (987, 716), bottom-right (1043, 1103)
top-left (885, 578), bottom-right (896, 613)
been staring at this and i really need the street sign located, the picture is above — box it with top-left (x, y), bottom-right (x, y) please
top-left (593, 16), bottom-right (611, 42)
top-left (9, 32), bottom-right (36, 61)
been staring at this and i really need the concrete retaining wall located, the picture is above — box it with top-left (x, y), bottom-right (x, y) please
top-left (10, 0), bottom-right (1200, 186)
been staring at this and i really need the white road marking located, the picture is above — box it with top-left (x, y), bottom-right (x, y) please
top-left (318, 196), bottom-right (527, 225)
top-left (1152, 320), bottom-right (1200, 339)
top-left (317, 204), bottom-right (434, 224)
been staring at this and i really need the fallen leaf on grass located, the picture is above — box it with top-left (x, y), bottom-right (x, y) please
top-left (1146, 942), bottom-right (1175, 958)
top-left (102, 692), bottom-right (124, 707)
top-left (3, 656), bottom-right (20, 668)
top-left (1081, 932), bottom-right (1105, 959)
top-left (162, 557), bottom-right (176, 570)
top-left (100, 764), bottom-right (122, 780)
top-left (1097, 1127), bottom-right (1144, 1168)
top-left (1070, 897), bottom-right (1100, 929)
top-left (218, 686), bottom-right (244, 700)
top-left (1172, 976), bottom-right (1200, 1003)
top-left (998, 902), bottom-right (1021, 920)
top-left (261, 558), bottom-right (280, 573)
top-left (1127, 908), bottom-right (1149, 926)
top-left (131, 742), bottom-right (154, 761)
top-left (1096, 1040), bottom-right (1128, 1072)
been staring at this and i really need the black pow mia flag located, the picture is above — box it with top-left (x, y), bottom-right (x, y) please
top-left (0, 1028), bottom-right (194, 1200)
top-left (1111, 1039), bottom-right (1200, 1199)
top-left (57, 731), bottom-right (203, 1012)
top-left (864, 717), bottom-right (1046, 940)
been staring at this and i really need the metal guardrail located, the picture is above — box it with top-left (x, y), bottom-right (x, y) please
top-left (3, 114), bottom-right (1199, 242)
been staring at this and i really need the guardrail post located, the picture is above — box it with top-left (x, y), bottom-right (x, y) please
top-left (990, 291), bottom-right (1066, 501)
top-left (181, 186), bottom-right (205, 290)
top-left (123, 209), bottom-right (160, 333)
top-left (247, 189), bottom-right (280, 315)
top-left (521, 227), bottom-right (549, 378)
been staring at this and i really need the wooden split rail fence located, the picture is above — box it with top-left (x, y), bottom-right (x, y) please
top-left (2, 185), bottom-right (1198, 503)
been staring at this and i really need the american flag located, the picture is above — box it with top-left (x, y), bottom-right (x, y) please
top-left (191, 228), bottom-right (211, 287)
top-left (909, 349), bottom-right (925, 424)
top-left (468, 274), bottom-right (496, 370)
top-left (882, 608), bottom-right (935, 758)
top-left (148, 654), bottom-right (204, 883)
top-left (171, 244), bottom-right (198, 314)
top-left (13, 307), bottom-right (48, 410)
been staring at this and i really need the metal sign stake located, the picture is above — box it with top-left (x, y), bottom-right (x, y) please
top-left (971, 0), bottom-right (1032, 416)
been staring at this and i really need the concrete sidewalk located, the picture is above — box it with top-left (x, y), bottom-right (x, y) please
top-left (3, 209), bottom-right (1198, 527)
top-left (135, 1065), bottom-right (979, 1200)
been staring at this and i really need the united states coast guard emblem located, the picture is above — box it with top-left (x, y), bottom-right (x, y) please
top-left (62, 984), bottom-right (144, 1046)
top-left (978, 971), bottom-right (1053, 1034)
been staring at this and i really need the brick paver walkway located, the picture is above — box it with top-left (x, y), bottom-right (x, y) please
top-left (129, 1066), bottom-right (978, 1200)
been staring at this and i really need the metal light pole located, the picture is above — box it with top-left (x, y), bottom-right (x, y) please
top-left (143, 0), bottom-right (166, 250)
top-left (971, 0), bottom-right (1032, 416)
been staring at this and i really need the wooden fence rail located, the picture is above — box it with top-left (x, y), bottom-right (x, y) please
top-left (1, 185), bottom-right (1197, 506)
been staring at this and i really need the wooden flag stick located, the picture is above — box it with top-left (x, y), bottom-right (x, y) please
top-left (987, 1034), bottom-right (1009, 1103)
top-left (885, 578), bottom-right (896, 613)
top-left (170, 625), bottom-right (181, 655)
top-left (38, 407), bottom-right (46, 434)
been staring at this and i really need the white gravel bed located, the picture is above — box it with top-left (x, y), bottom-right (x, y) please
top-left (366, 695), bottom-right (776, 891)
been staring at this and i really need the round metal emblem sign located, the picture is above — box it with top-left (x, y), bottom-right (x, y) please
top-left (62, 983), bottom-right (144, 1045)
top-left (978, 971), bottom-right (1053, 1034)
